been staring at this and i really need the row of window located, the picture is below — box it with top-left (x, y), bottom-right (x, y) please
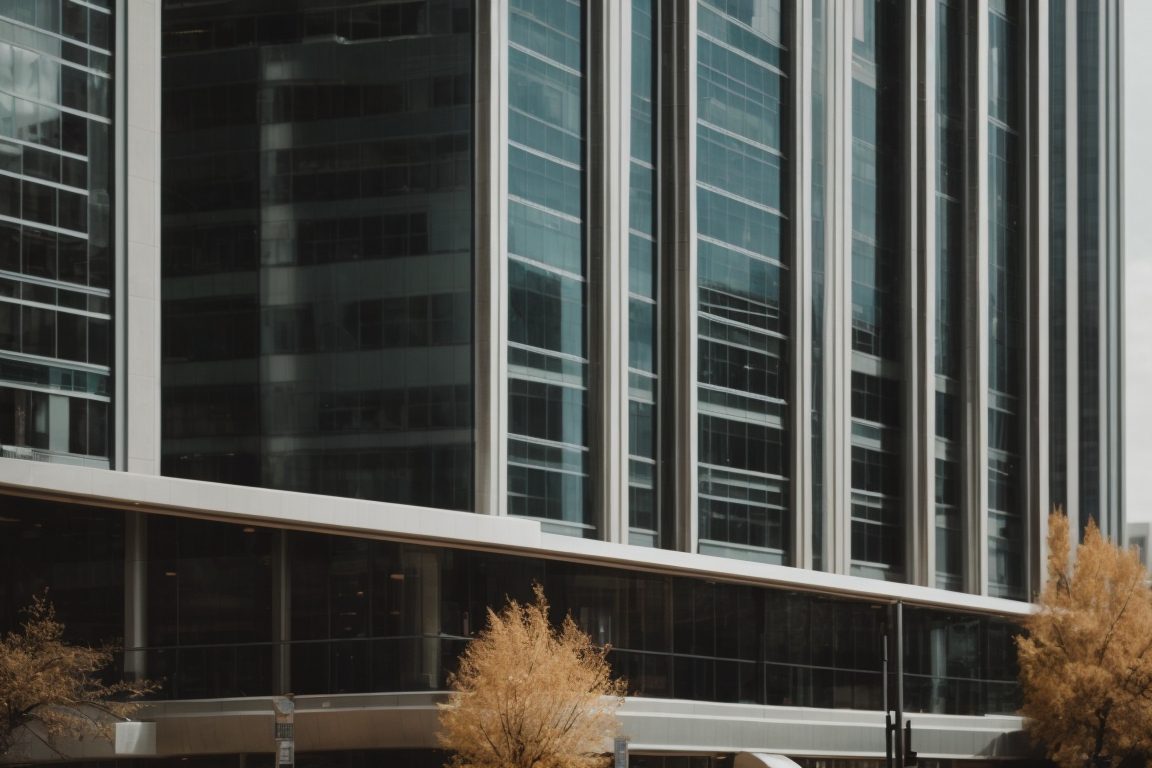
top-left (0, 387), bottom-right (107, 456)
top-left (0, 300), bottom-right (109, 365)
top-left (0, 1), bottom-right (111, 51)
top-left (0, 498), bottom-right (1022, 716)
top-left (164, 384), bottom-right (471, 440)
top-left (163, 1), bottom-right (466, 55)
top-left (163, 293), bottom-right (469, 361)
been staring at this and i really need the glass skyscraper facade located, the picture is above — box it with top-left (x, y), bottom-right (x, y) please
top-left (0, 0), bottom-right (1128, 761)
top-left (139, 0), bottom-right (1125, 594)
top-left (0, 0), bottom-right (114, 466)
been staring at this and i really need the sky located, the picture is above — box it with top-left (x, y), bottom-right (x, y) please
top-left (1125, 2), bottom-right (1152, 522)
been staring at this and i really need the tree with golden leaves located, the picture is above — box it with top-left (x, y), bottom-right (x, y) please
top-left (438, 584), bottom-right (626, 768)
top-left (1017, 511), bottom-right (1152, 768)
top-left (0, 593), bottom-right (155, 758)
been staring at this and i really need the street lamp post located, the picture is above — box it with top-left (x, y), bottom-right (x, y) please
top-left (273, 695), bottom-right (295, 768)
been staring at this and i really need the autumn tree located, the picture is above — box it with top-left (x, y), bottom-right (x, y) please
top-left (438, 584), bottom-right (626, 768)
top-left (0, 592), bottom-right (155, 758)
top-left (1017, 511), bottom-right (1152, 768)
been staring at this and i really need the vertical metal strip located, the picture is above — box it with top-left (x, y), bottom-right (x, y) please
top-left (658, 0), bottom-right (691, 552)
top-left (112, 0), bottom-right (126, 470)
top-left (828, 0), bottom-right (853, 575)
top-left (920, 0), bottom-right (939, 588)
top-left (967, 0), bottom-right (991, 595)
top-left (1110, 0), bottom-right (1125, 540)
top-left (658, 0), bottom-right (686, 549)
top-left (659, 0), bottom-right (698, 553)
top-left (1101, 0), bottom-right (1122, 537)
top-left (903, 0), bottom-right (925, 586)
top-left (682, 0), bottom-right (700, 553)
top-left (594, 0), bottom-right (632, 543)
top-left (1027, 0), bottom-right (1051, 596)
top-left (792, 0), bottom-right (814, 568)
top-left (1064, 0), bottom-right (1080, 535)
top-left (473, 0), bottom-right (508, 516)
top-left (1094, 0), bottom-right (1108, 529)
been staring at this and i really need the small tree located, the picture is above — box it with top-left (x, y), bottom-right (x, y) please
top-left (1017, 511), bottom-right (1152, 768)
top-left (0, 593), bottom-right (155, 758)
top-left (438, 584), bottom-right (626, 768)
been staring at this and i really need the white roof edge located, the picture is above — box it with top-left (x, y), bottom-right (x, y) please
top-left (0, 458), bottom-right (1033, 616)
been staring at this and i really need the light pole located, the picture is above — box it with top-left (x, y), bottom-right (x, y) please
top-left (273, 694), bottom-right (295, 768)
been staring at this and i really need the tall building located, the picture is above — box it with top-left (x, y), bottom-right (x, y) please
top-left (0, 0), bottom-right (1124, 765)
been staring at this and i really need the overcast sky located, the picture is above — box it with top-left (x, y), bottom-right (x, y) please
top-left (1125, 2), bottom-right (1152, 522)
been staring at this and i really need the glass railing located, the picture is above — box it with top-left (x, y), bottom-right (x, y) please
top-left (128, 638), bottom-right (1014, 717)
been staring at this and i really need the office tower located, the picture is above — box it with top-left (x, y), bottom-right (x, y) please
top-left (0, 0), bottom-right (114, 466)
top-left (0, 0), bottom-right (1124, 764)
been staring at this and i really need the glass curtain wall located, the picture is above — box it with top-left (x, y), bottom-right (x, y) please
top-left (849, 0), bottom-right (905, 580)
top-left (628, 0), bottom-right (658, 546)
top-left (505, 0), bottom-right (592, 534)
top-left (695, 0), bottom-right (790, 564)
top-left (986, 0), bottom-right (1024, 599)
top-left (0, 0), bottom-right (114, 465)
top-left (160, 1), bottom-right (474, 509)
top-left (934, 0), bottom-right (964, 591)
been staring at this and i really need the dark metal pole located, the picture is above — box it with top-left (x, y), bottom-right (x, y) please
top-left (894, 601), bottom-right (905, 766)
top-left (882, 617), bottom-right (892, 768)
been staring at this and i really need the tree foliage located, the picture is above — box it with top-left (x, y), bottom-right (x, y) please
top-left (438, 584), bottom-right (626, 768)
top-left (1017, 511), bottom-right (1152, 768)
top-left (0, 592), bottom-right (155, 758)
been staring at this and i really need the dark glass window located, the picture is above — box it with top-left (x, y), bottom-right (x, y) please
top-left (849, 0), bottom-right (905, 580)
top-left (161, 0), bottom-right (474, 509)
top-left (987, 1), bottom-right (1024, 600)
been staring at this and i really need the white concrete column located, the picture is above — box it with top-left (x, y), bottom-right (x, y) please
top-left (595, 0), bottom-right (632, 544)
top-left (474, 0), bottom-right (510, 517)
top-left (1026, 0), bottom-right (1051, 598)
top-left (116, 0), bottom-right (162, 474)
top-left (902, 0), bottom-right (925, 587)
top-left (966, 0), bottom-right (990, 596)
top-left (827, 0), bottom-right (854, 576)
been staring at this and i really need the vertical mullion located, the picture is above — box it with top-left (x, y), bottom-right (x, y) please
top-left (966, 0), bottom-right (990, 595)
top-left (903, 0), bottom-right (925, 586)
top-left (920, 0), bottom-right (939, 588)
top-left (660, 0), bottom-right (697, 552)
top-left (474, 0), bottom-right (509, 517)
top-left (829, 1), bottom-right (853, 575)
top-left (1061, 0), bottom-right (1080, 535)
top-left (793, 0), bottom-right (814, 568)
top-left (1026, 0), bottom-right (1051, 598)
top-left (594, 0), bottom-right (631, 543)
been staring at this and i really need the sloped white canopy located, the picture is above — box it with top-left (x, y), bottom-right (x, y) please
top-left (115, 722), bottom-right (157, 756)
top-left (734, 753), bottom-right (803, 768)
